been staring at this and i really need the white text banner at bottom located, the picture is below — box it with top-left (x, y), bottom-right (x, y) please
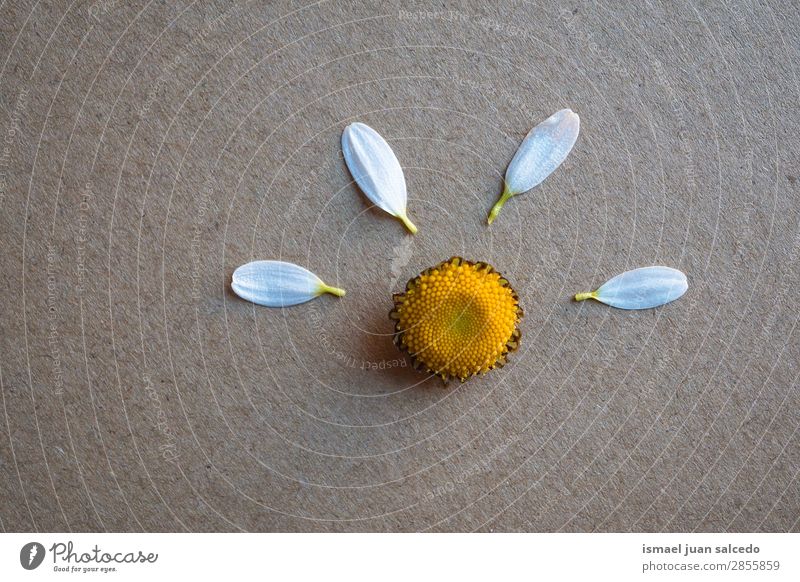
top-left (1, 533), bottom-right (797, 581)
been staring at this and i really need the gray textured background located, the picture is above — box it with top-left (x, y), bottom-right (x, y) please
top-left (1, 0), bottom-right (798, 532)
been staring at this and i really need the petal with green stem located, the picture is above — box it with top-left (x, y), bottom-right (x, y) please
top-left (342, 122), bottom-right (417, 233)
top-left (232, 260), bottom-right (345, 308)
top-left (488, 109), bottom-right (580, 224)
top-left (574, 266), bottom-right (687, 310)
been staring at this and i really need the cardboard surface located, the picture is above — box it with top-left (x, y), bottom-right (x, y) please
top-left (1, 0), bottom-right (798, 531)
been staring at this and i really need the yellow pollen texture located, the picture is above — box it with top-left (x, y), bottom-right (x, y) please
top-left (392, 258), bottom-right (521, 382)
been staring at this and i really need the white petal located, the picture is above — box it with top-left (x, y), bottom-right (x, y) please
top-left (231, 260), bottom-right (344, 307)
top-left (342, 122), bottom-right (417, 233)
top-left (505, 109), bottom-right (580, 195)
top-left (576, 266), bottom-right (688, 310)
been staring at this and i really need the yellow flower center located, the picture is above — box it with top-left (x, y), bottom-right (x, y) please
top-left (391, 257), bottom-right (522, 382)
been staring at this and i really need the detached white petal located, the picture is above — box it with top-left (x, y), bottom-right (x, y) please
top-left (488, 109), bottom-right (580, 224)
top-left (232, 260), bottom-right (345, 307)
top-left (574, 266), bottom-right (688, 310)
top-left (342, 122), bottom-right (417, 233)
